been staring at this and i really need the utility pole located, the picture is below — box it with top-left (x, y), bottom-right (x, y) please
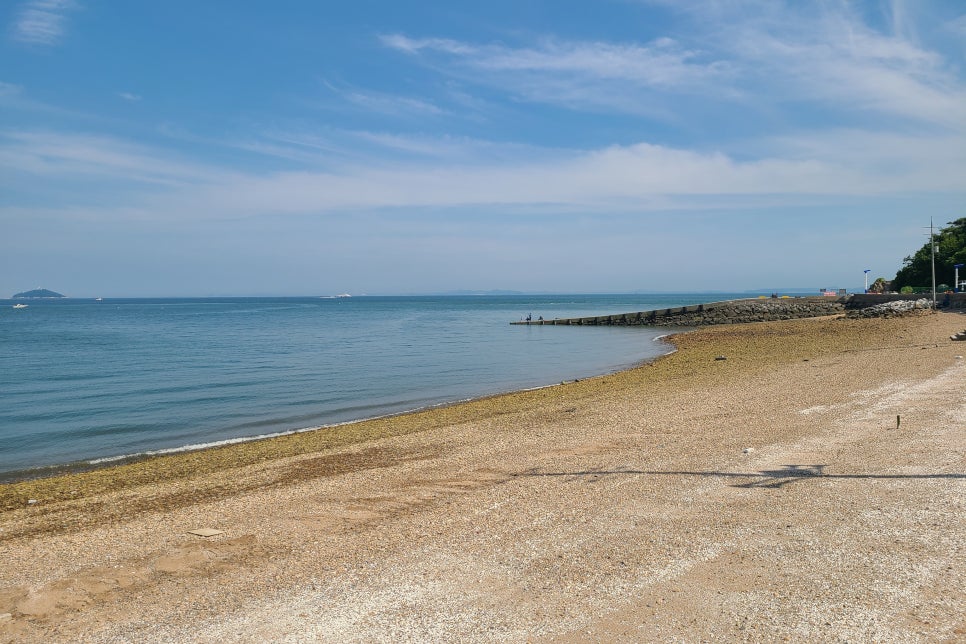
top-left (930, 218), bottom-right (937, 308)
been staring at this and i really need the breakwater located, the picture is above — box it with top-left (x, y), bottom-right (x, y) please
top-left (511, 297), bottom-right (847, 327)
top-left (512, 292), bottom-right (966, 328)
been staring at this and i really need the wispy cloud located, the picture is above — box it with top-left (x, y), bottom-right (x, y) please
top-left (382, 34), bottom-right (725, 87)
top-left (346, 131), bottom-right (543, 163)
top-left (380, 34), bottom-right (475, 56)
top-left (11, 0), bottom-right (77, 47)
top-left (947, 14), bottom-right (966, 37)
top-left (3, 1), bottom-right (963, 227)
top-left (4, 123), bottom-right (962, 226)
top-left (118, 92), bottom-right (142, 102)
top-left (380, 33), bottom-right (730, 116)
top-left (0, 81), bottom-right (23, 97)
top-left (321, 80), bottom-right (446, 118)
top-left (381, 2), bottom-right (965, 131)
top-left (189, 129), bottom-right (491, 169)
top-left (717, 3), bottom-right (966, 130)
top-left (0, 80), bottom-right (90, 118)
top-left (0, 130), bottom-right (235, 188)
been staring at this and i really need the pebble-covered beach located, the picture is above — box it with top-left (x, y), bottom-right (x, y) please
top-left (1, 312), bottom-right (964, 642)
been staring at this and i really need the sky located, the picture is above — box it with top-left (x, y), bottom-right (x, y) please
top-left (2, 0), bottom-right (965, 297)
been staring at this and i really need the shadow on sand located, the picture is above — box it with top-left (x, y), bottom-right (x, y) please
top-left (515, 464), bottom-right (966, 489)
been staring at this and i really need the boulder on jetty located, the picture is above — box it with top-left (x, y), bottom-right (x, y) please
top-left (846, 298), bottom-right (933, 319)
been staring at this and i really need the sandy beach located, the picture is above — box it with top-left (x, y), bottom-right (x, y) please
top-left (1, 311), bottom-right (964, 643)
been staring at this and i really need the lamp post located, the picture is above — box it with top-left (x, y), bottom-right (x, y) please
top-left (956, 264), bottom-right (964, 293)
top-left (864, 269), bottom-right (871, 293)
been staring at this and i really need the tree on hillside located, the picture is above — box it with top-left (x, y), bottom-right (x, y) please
top-left (892, 218), bottom-right (966, 291)
top-left (868, 277), bottom-right (887, 293)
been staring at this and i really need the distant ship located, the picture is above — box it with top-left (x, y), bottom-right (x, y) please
top-left (336, 293), bottom-right (352, 298)
top-left (12, 303), bottom-right (28, 309)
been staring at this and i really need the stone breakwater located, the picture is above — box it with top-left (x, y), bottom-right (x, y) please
top-left (512, 297), bottom-right (846, 327)
top-left (645, 298), bottom-right (846, 326)
top-left (512, 293), bottom-right (966, 328)
top-left (846, 298), bottom-right (933, 319)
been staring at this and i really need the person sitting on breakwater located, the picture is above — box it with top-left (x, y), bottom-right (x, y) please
top-left (526, 313), bottom-right (532, 322)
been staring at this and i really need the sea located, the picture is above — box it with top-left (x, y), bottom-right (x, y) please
top-left (0, 293), bottom-right (747, 480)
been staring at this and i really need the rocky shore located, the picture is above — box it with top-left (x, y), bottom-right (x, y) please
top-left (1, 312), bottom-right (964, 642)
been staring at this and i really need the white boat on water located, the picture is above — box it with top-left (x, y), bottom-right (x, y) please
top-left (12, 303), bottom-right (28, 309)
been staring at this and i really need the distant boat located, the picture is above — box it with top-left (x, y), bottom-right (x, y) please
top-left (336, 293), bottom-right (352, 298)
top-left (95, 297), bottom-right (103, 301)
top-left (12, 303), bottom-right (28, 309)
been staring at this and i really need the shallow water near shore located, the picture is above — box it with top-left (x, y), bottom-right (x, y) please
top-left (0, 293), bottom-right (746, 477)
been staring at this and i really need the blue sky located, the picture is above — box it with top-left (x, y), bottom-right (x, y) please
top-left (2, 0), bottom-right (965, 296)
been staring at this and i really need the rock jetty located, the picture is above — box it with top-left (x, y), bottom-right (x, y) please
top-left (513, 297), bottom-right (846, 327)
top-left (645, 298), bottom-right (845, 326)
top-left (845, 298), bottom-right (933, 319)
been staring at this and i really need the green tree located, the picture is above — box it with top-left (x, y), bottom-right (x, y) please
top-left (868, 277), bottom-right (887, 293)
top-left (892, 218), bottom-right (966, 291)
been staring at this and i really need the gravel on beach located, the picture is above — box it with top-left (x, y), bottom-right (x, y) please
top-left (1, 312), bottom-right (964, 643)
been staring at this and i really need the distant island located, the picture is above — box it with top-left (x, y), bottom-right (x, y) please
top-left (12, 288), bottom-right (66, 299)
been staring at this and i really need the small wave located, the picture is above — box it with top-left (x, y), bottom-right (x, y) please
top-left (82, 386), bottom-right (562, 468)
top-left (83, 412), bottom-right (404, 465)
top-left (85, 428), bottom-right (322, 464)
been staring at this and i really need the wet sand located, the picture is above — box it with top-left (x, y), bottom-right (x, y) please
top-left (1, 312), bottom-right (964, 642)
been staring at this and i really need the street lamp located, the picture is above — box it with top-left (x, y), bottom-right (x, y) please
top-left (864, 269), bottom-right (871, 293)
top-left (955, 264), bottom-right (964, 293)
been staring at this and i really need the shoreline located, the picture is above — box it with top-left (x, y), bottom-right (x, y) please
top-left (1, 309), bottom-right (682, 485)
top-left (0, 331), bottom-right (680, 490)
top-left (0, 310), bottom-right (954, 508)
top-left (2, 311), bottom-right (964, 642)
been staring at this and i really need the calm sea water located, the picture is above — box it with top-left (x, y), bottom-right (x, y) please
top-left (0, 294), bottom-right (744, 478)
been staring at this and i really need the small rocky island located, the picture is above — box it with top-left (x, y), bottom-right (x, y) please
top-left (12, 288), bottom-right (66, 299)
